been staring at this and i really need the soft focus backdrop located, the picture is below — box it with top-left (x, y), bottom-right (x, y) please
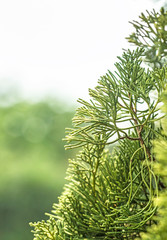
top-left (0, 0), bottom-right (165, 239)
top-left (0, 96), bottom-right (76, 240)
top-left (0, 0), bottom-right (165, 103)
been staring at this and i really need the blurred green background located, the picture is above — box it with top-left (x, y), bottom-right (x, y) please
top-left (0, 92), bottom-right (76, 240)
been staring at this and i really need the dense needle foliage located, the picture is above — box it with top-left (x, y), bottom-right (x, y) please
top-left (30, 7), bottom-right (167, 240)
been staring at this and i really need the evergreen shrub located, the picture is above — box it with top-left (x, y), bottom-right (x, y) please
top-left (30, 7), bottom-right (167, 240)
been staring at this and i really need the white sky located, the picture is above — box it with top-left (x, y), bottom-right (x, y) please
top-left (0, 0), bottom-right (164, 104)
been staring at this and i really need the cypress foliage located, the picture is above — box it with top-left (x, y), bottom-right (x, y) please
top-left (136, 86), bottom-right (167, 240)
top-left (127, 7), bottom-right (167, 68)
top-left (30, 7), bottom-right (167, 240)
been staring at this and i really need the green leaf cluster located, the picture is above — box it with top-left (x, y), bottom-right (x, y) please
top-left (65, 48), bottom-right (165, 150)
top-left (127, 8), bottom-right (167, 68)
top-left (30, 7), bottom-right (167, 240)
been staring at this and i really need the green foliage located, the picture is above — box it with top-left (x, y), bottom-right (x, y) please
top-left (135, 88), bottom-right (167, 240)
top-left (127, 8), bottom-right (167, 68)
top-left (30, 7), bottom-right (167, 240)
top-left (0, 99), bottom-right (75, 240)
top-left (65, 48), bottom-right (165, 150)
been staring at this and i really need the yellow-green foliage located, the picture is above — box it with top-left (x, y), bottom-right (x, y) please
top-left (136, 89), bottom-right (167, 240)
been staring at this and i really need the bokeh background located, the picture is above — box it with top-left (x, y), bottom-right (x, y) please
top-left (0, 0), bottom-right (165, 239)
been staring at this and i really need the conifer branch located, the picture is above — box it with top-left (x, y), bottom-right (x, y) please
top-left (30, 7), bottom-right (167, 240)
